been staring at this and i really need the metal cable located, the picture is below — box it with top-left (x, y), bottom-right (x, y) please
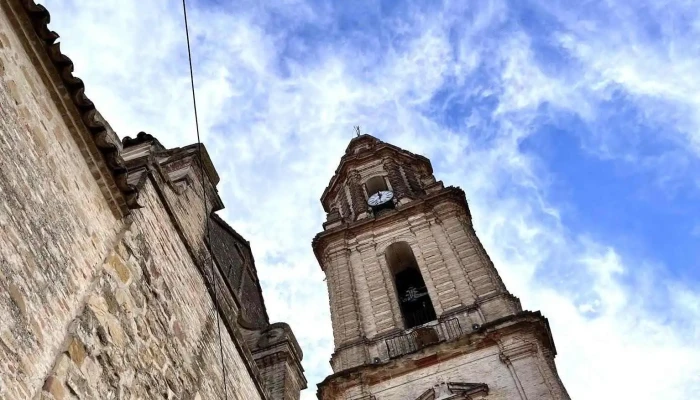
top-left (181, 0), bottom-right (229, 397)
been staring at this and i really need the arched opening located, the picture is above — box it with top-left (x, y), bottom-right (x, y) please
top-left (365, 176), bottom-right (389, 197)
top-left (385, 242), bottom-right (437, 329)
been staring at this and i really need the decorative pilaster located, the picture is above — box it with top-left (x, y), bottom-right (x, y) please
top-left (348, 171), bottom-right (369, 218)
top-left (340, 190), bottom-right (352, 222)
top-left (407, 217), bottom-right (451, 315)
top-left (383, 158), bottom-right (410, 200)
top-left (251, 323), bottom-right (307, 400)
top-left (358, 242), bottom-right (399, 334)
top-left (428, 213), bottom-right (478, 309)
top-left (403, 164), bottom-right (424, 195)
top-left (459, 216), bottom-right (508, 295)
top-left (325, 248), bottom-right (362, 346)
top-left (376, 253), bottom-right (405, 332)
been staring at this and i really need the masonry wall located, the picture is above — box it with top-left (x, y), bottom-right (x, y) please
top-left (0, 4), bottom-right (265, 397)
top-left (39, 180), bottom-right (264, 399)
top-left (325, 196), bottom-right (521, 372)
top-left (329, 328), bottom-right (565, 400)
top-left (368, 343), bottom-right (540, 400)
top-left (0, 7), bottom-right (122, 396)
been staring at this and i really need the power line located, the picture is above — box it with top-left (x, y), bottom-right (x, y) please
top-left (181, 0), bottom-right (229, 398)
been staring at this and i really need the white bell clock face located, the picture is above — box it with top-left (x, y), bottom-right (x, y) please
top-left (368, 190), bottom-right (394, 206)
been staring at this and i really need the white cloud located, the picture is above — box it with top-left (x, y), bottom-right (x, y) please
top-left (39, 0), bottom-right (700, 399)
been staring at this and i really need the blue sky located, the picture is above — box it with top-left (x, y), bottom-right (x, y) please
top-left (42, 0), bottom-right (700, 398)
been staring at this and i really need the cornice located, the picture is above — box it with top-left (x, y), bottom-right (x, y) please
top-left (317, 311), bottom-right (556, 397)
top-left (11, 0), bottom-right (139, 214)
top-left (313, 186), bottom-right (471, 268)
top-left (320, 135), bottom-right (433, 211)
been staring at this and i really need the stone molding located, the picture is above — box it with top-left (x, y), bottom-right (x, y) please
top-left (415, 382), bottom-right (489, 400)
top-left (313, 186), bottom-right (472, 266)
top-left (320, 134), bottom-right (433, 212)
top-left (317, 311), bottom-right (558, 398)
top-left (5, 0), bottom-right (139, 215)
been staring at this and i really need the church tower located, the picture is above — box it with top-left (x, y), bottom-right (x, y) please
top-left (314, 135), bottom-right (569, 400)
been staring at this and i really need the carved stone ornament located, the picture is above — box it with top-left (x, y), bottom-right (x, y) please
top-left (415, 382), bottom-right (489, 400)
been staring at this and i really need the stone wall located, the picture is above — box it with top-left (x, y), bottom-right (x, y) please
top-left (0, 5), bottom-right (122, 395)
top-left (319, 315), bottom-right (570, 400)
top-left (319, 190), bottom-right (521, 372)
top-left (35, 181), bottom-right (264, 399)
top-left (0, 2), bottom-right (304, 398)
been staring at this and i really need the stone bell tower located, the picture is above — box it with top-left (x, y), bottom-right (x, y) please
top-left (313, 134), bottom-right (569, 400)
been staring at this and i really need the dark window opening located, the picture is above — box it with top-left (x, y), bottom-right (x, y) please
top-left (395, 268), bottom-right (436, 328)
top-left (365, 176), bottom-right (389, 197)
top-left (385, 242), bottom-right (437, 329)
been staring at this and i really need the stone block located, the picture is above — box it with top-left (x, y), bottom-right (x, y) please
top-left (108, 254), bottom-right (131, 284)
top-left (67, 338), bottom-right (87, 367)
top-left (42, 376), bottom-right (65, 400)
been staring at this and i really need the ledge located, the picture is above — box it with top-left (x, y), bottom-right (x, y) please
top-left (316, 310), bottom-right (557, 397)
top-left (15, 0), bottom-right (139, 213)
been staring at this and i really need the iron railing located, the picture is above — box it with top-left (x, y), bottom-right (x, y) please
top-left (385, 318), bottom-right (462, 359)
top-left (347, 395), bottom-right (376, 400)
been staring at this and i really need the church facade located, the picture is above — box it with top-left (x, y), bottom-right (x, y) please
top-left (314, 135), bottom-right (569, 399)
top-left (0, 1), bottom-right (304, 399)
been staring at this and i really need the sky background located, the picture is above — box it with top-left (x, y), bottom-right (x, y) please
top-left (40, 0), bottom-right (700, 398)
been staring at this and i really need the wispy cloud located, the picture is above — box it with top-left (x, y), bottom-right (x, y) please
top-left (41, 0), bottom-right (700, 398)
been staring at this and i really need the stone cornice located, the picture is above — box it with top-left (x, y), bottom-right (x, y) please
top-left (316, 311), bottom-right (557, 398)
top-left (121, 134), bottom-right (225, 212)
top-left (313, 186), bottom-right (472, 269)
top-left (320, 135), bottom-right (433, 212)
top-left (6, 0), bottom-right (139, 216)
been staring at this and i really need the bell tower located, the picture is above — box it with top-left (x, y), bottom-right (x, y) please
top-left (314, 135), bottom-right (569, 400)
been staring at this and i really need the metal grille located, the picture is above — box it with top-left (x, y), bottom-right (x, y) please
top-left (385, 318), bottom-right (462, 359)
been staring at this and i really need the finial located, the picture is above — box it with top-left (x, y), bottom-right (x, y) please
top-left (354, 126), bottom-right (361, 137)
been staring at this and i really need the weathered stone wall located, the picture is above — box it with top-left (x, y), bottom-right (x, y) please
top-left (257, 355), bottom-right (304, 400)
top-left (0, 6), bottom-right (122, 396)
top-left (365, 338), bottom-right (548, 400)
top-left (0, 3), bottom-right (300, 398)
top-left (35, 180), bottom-right (264, 399)
top-left (210, 215), bottom-right (268, 330)
top-left (322, 323), bottom-right (569, 400)
top-left (322, 192), bottom-right (521, 372)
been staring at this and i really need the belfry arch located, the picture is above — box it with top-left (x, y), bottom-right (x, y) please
top-left (365, 175), bottom-right (389, 196)
top-left (385, 242), bottom-right (437, 329)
